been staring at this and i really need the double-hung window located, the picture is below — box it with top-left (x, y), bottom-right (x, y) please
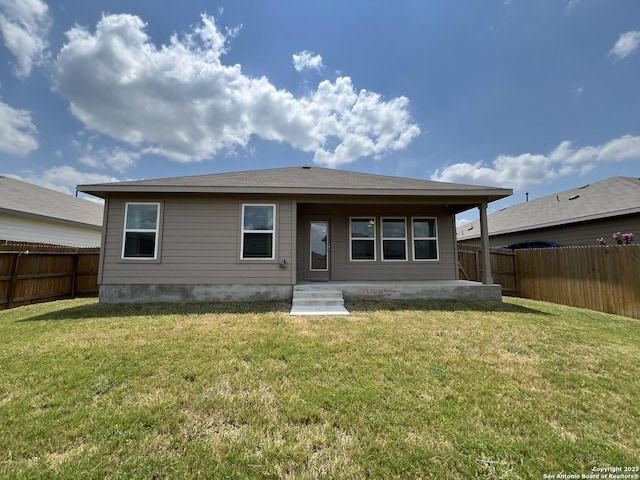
top-left (412, 218), bottom-right (438, 260)
top-left (382, 218), bottom-right (407, 261)
top-left (350, 218), bottom-right (376, 261)
top-left (241, 204), bottom-right (276, 260)
top-left (122, 202), bottom-right (160, 259)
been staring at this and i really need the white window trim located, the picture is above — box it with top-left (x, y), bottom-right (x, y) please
top-left (241, 204), bottom-right (276, 261)
top-left (381, 217), bottom-right (408, 262)
top-left (121, 202), bottom-right (161, 260)
top-left (412, 217), bottom-right (439, 262)
top-left (349, 217), bottom-right (377, 262)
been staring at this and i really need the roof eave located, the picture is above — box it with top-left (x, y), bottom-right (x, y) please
top-left (77, 184), bottom-right (512, 201)
top-left (459, 206), bottom-right (640, 240)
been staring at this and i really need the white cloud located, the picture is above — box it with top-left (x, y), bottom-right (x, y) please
top-left (456, 216), bottom-right (473, 227)
top-left (0, 100), bottom-right (38, 154)
top-left (431, 135), bottom-right (640, 190)
top-left (79, 146), bottom-right (141, 172)
top-left (53, 13), bottom-right (419, 167)
top-left (609, 31), bottom-right (640, 60)
top-left (293, 50), bottom-right (324, 73)
top-left (10, 165), bottom-right (118, 196)
top-left (0, 0), bottom-right (50, 77)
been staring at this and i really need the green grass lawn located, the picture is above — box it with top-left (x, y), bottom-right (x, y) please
top-left (1, 297), bottom-right (638, 479)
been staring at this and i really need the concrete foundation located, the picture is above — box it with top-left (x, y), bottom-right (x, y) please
top-left (298, 280), bottom-right (503, 302)
top-left (99, 280), bottom-right (502, 304)
top-left (99, 284), bottom-right (294, 304)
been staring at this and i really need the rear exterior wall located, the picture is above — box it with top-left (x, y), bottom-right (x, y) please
top-left (100, 195), bottom-right (294, 288)
top-left (297, 203), bottom-right (457, 282)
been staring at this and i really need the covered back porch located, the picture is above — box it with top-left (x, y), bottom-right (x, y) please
top-left (293, 199), bottom-right (496, 287)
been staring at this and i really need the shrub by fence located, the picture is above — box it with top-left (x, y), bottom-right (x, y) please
top-left (0, 242), bottom-right (99, 310)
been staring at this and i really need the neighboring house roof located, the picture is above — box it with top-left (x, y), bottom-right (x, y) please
top-left (0, 176), bottom-right (103, 228)
top-left (78, 166), bottom-right (512, 212)
top-left (457, 176), bottom-right (640, 240)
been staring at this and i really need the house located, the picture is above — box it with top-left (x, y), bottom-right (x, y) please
top-left (77, 166), bottom-right (512, 304)
top-left (0, 176), bottom-right (103, 247)
top-left (456, 176), bottom-right (640, 248)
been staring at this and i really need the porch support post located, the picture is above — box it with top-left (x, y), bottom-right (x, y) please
top-left (479, 202), bottom-right (493, 285)
top-left (291, 200), bottom-right (297, 285)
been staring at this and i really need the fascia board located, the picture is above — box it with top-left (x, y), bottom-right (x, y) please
top-left (77, 184), bottom-right (512, 200)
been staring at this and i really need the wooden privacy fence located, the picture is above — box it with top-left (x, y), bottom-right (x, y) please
top-left (459, 244), bottom-right (640, 319)
top-left (515, 245), bottom-right (640, 320)
top-left (458, 247), bottom-right (517, 296)
top-left (0, 244), bottom-right (99, 310)
top-left (1, 241), bottom-right (637, 318)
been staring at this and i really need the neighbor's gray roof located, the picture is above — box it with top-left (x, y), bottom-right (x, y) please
top-left (457, 176), bottom-right (640, 240)
top-left (0, 176), bottom-right (103, 228)
top-left (78, 166), bottom-right (512, 202)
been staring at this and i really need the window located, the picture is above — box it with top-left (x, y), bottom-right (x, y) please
top-left (122, 202), bottom-right (160, 259)
top-left (350, 218), bottom-right (376, 261)
top-left (412, 218), bottom-right (438, 260)
top-left (382, 218), bottom-right (407, 261)
top-left (241, 204), bottom-right (276, 260)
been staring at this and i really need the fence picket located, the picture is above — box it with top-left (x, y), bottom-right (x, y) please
top-left (459, 244), bottom-right (639, 319)
top-left (0, 242), bottom-right (100, 310)
top-left (513, 245), bottom-right (640, 319)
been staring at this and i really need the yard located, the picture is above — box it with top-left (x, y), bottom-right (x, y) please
top-left (1, 298), bottom-right (638, 479)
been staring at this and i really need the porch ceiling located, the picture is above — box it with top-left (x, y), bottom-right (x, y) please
top-left (295, 198), bottom-right (484, 214)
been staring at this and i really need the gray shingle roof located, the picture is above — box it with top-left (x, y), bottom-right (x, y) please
top-left (78, 166), bottom-right (512, 202)
top-left (0, 176), bottom-right (103, 228)
top-left (457, 176), bottom-right (640, 240)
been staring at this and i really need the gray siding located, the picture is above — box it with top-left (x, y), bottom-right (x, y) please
top-left (478, 214), bottom-right (640, 248)
top-left (101, 194), bottom-right (462, 291)
top-left (101, 195), bottom-right (294, 285)
top-left (298, 203), bottom-right (457, 282)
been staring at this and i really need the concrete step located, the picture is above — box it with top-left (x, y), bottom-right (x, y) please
top-left (292, 292), bottom-right (343, 300)
top-left (292, 298), bottom-right (345, 307)
top-left (290, 305), bottom-right (350, 316)
top-left (293, 293), bottom-right (342, 302)
top-left (290, 287), bottom-right (350, 316)
top-left (293, 288), bottom-right (343, 297)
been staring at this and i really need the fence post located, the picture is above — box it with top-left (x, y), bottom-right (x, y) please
top-left (479, 202), bottom-right (493, 284)
top-left (511, 251), bottom-right (517, 294)
top-left (71, 253), bottom-right (79, 299)
top-left (7, 252), bottom-right (23, 309)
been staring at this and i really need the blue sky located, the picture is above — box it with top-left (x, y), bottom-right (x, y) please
top-left (1, 0), bottom-right (639, 223)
